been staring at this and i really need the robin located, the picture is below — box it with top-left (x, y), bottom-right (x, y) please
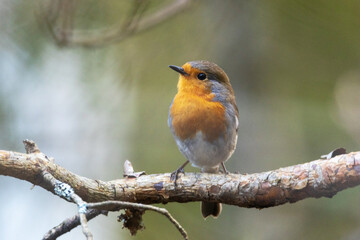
top-left (168, 60), bottom-right (239, 218)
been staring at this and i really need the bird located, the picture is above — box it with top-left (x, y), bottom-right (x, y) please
top-left (168, 60), bottom-right (239, 218)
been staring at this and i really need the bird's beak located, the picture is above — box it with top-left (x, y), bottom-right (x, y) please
top-left (169, 65), bottom-right (189, 76)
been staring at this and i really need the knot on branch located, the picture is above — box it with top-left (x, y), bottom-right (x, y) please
top-left (23, 139), bottom-right (40, 154)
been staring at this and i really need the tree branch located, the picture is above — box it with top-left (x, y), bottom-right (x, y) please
top-left (38, 0), bottom-right (192, 47)
top-left (1, 148), bottom-right (360, 208)
top-left (42, 209), bottom-right (104, 240)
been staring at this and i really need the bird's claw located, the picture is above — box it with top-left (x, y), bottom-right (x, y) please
top-left (170, 168), bottom-right (185, 186)
top-left (220, 162), bottom-right (229, 174)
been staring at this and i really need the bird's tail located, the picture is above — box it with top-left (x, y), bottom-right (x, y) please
top-left (201, 165), bottom-right (222, 219)
top-left (201, 202), bottom-right (222, 219)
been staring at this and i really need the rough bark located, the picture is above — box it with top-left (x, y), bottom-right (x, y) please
top-left (1, 149), bottom-right (360, 208)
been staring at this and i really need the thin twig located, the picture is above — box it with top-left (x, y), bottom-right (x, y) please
top-left (41, 170), bottom-right (95, 239)
top-left (70, 194), bottom-right (93, 240)
top-left (88, 201), bottom-right (188, 240)
top-left (42, 209), bottom-right (104, 240)
top-left (79, 213), bottom-right (93, 240)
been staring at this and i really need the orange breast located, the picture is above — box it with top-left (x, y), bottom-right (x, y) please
top-left (170, 92), bottom-right (226, 142)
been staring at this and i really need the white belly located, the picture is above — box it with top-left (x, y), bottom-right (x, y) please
top-left (174, 128), bottom-right (237, 173)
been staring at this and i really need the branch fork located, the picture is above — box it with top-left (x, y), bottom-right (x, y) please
top-left (20, 141), bottom-right (187, 240)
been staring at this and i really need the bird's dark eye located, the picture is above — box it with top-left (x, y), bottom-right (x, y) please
top-left (197, 73), bottom-right (207, 80)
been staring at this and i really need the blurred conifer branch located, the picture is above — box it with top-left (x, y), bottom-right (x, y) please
top-left (37, 0), bottom-right (192, 47)
top-left (1, 140), bottom-right (360, 238)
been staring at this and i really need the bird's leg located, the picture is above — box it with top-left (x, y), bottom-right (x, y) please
top-left (170, 160), bottom-right (189, 186)
top-left (221, 162), bottom-right (229, 174)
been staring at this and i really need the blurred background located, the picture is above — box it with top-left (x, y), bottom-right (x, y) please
top-left (1, 0), bottom-right (360, 239)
